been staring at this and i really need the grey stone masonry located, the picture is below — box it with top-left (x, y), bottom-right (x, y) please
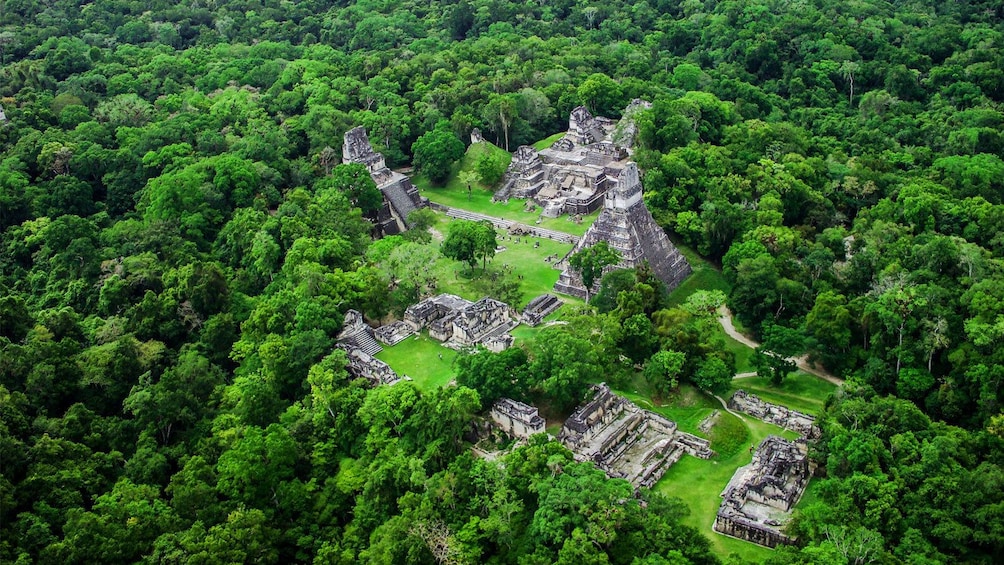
top-left (490, 398), bottom-right (545, 439)
top-left (559, 384), bottom-right (713, 489)
top-left (342, 126), bottom-right (428, 235)
top-left (714, 435), bottom-right (810, 548)
top-left (336, 343), bottom-right (401, 386)
top-left (374, 320), bottom-right (416, 346)
top-left (336, 310), bottom-right (382, 356)
top-left (554, 162), bottom-right (692, 298)
top-left (728, 390), bottom-right (821, 440)
top-left (521, 294), bottom-right (563, 326)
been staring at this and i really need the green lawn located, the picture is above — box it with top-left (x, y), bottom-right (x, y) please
top-left (415, 142), bottom-right (597, 237)
top-left (430, 212), bottom-right (576, 307)
top-left (532, 132), bottom-right (565, 150)
top-left (728, 371), bottom-right (837, 417)
top-left (655, 405), bottom-right (800, 563)
top-left (375, 332), bottom-right (458, 392)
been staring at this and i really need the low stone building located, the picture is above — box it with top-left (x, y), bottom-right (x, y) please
top-left (713, 435), bottom-right (810, 548)
top-left (374, 320), bottom-right (416, 346)
top-left (403, 294), bottom-right (519, 351)
top-left (729, 390), bottom-right (821, 440)
top-left (342, 126), bottom-right (428, 235)
top-left (558, 384), bottom-right (713, 489)
top-left (336, 310), bottom-right (382, 356)
top-left (336, 344), bottom-right (401, 386)
top-left (521, 294), bottom-right (563, 327)
top-left (490, 398), bottom-right (545, 439)
top-left (553, 162), bottom-right (692, 298)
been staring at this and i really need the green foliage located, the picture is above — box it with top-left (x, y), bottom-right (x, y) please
top-left (568, 241), bottom-right (621, 301)
top-left (411, 121), bottom-right (465, 184)
top-left (440, 219), bottom-right (497, 271)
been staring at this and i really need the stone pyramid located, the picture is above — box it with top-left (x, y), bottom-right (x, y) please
top-left (554, 163), bottom-right (691, 298)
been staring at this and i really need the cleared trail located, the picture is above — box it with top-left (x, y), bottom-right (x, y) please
top-left (718, 306), bottom-right (845, 386)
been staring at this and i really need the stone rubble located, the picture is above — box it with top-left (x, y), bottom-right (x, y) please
top-left (728, 390), bottom-right (821, 440)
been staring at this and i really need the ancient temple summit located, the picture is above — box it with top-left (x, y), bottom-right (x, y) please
top-left (343, 126), bottom-right (428, 235)
top-left (494, 101), bottom-right (650, 218)
top-left (558, 384), bottom-right (713, 489)
top-left (714, 436), bottom-right (811, 548)
top-left (553, 162), bottom-right (692, 298)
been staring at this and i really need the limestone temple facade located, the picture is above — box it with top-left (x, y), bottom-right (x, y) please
top-left (558, 384), bottom-right (713, 489)
top-left (714, 435), bottom-right (811, 548)
top-left (342, 126), bottom-right (428, 235)
top-left (729, 390), bottom-right (821, 440)
top-left (553, 162), bottom-right (692, 298)
top-left (405, 294), bottom-right (519, 352)
top-left (335, 310), bottom-right (401, 386)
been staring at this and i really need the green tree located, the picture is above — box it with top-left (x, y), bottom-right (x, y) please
top-left (441, 219), bottom-right (497, 271)
top-left (753, 323), bottom-right (804, 385)
top-left (569, 241), bottom-right (621, 302)
top-left (643, 350), bottom-right (686, 396)
top-left (412, 121), bottom-right (465, 184)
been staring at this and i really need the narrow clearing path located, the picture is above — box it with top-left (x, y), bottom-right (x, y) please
top-left (718, 306), bottom-right (845, 386)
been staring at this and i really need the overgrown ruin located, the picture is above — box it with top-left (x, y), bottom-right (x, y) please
top-left (553, 162), bottom-right (692, 298)
top-left (494, 103), bottom-right (652, 218)
top-left (558, 384), bottom-right (713, 489)
top-left (405, 293), bottom-right (518, 352)
top-left (342, 126), bottom-right (428, 235)
top-left (520, 294), bottom-right (563, 327)
top-left (335, 310), bottom-right (401, 386)
top-left (728, 390), bottom-right (821, 440)
top-left (490, 398), bottom-right (546, 439)
top-left (714, 435), bottom-right (810, 548)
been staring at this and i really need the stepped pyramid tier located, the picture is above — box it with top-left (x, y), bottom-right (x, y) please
top-left (336, 309), bottom-right (382, 356)
top-left (342, 126), bottom-right (428, 235)
top-left (554, 162), bottom-right (692, 298)
top-left (495, 102), bottom-right (645, 217)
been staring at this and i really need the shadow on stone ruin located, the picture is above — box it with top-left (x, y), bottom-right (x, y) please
top-left (558, 384), bottom-right (713, 489)
top-left (342, 126), bottom-right (428, 235)
top-left (728, 390), bottom-right (821, 440)
top-left (552, 161), bottom-right (692, 298)
top-left (713, 435), bottom-right (812, 548)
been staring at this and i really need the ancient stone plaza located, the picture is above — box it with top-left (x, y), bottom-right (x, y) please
top-left (558, 384), bottom-right (713, 489)
top-left (714, 436), bottom-right (811, 548)
top-left (553, 162), bottom-right (693, 298)
top-left (342, 126), bottom-right (428, 235)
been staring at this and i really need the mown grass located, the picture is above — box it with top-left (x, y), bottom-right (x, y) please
top-left (414, 142), bottom-right (597, 237)
top-left (532, 132), bottom-right (565, 150)
top-left (429, 212), bottom-right (575, 307)
top-left (655, 404), bottom-right (800, 563)
top-left (728, 371), bottom-right (837, 417)
top-left (375, 332), bottom-right (458, 392)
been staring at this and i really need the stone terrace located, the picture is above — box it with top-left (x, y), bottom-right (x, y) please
top-left (728, 390), bottom-right (821, 440)
top-left (559, 384), bottom-right (713, 489)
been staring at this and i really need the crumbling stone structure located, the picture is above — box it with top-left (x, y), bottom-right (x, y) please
top-left (334, 310), bottom-right (401, 386)
top-left (558, 384), bottom-right (713, 489)
top-left (342, 126), bottom-right (428, 235)
top-left (490, 398), bottom-right (545, 439)
top-left (553, 162), bottom-right (692, 298)
top-left (374, 320), bottom-right (416, 346)
top-left (403, 294), bottom-right (519, 351)
top-left (714, 435), bottom-right (810, 548)
top-left (728, 390), bottom-right (821, 440)
top-left (336, 310), bottom-right (382, 356)
top-left (336, 344), bottom-right (401, 386)
top-left (521, 294), bottom-right (563, 327)
top-left (494, 104), bottom-right (644, 218)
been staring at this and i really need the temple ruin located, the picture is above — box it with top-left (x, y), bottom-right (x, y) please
top-left (490, 398), bottom-right (546, 439)
top-left (335, 310), bottom-right (401, 386)
top-left (404, 293), bottom-right (519, 352)
top-left (520, 294), bottom-right (563, 326)
top-left (558, 384), bottom-right (713, 489)
top-left (714, 436), bottom-right (810, 548)
top-left (494, 104), bottom-right (652, 218)
top-left (342, 126), bottom-right (428, 235)
top-left (728, 390), bottom-right (821, 440)
top-left (553, 162), bottom-right (692, 298)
